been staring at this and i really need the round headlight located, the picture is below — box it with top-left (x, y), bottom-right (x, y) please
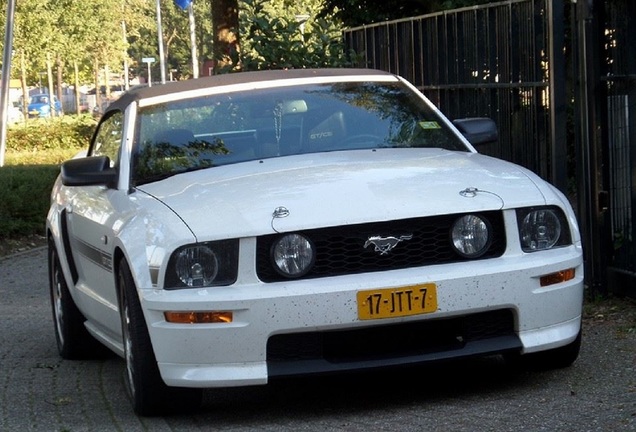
top-left (175, 245), bottom-right (219, 287)
top-left (451, 214), bottom-right (491, 258)
top-left (521, 209), bottom-right (561, 251)
top-left (272, 233), bottom-right (315, 277)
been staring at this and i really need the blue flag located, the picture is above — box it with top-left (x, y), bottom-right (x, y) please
top-left (174, 0), bottom-right (192, 9)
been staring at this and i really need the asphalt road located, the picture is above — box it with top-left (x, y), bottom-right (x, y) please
top-left (1, 247), bottom-right (635, 432)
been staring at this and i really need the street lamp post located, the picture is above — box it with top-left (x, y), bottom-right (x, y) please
top-left (174, 0), bottom-right (198, 79)
top-left (188, 3), bottom-right (199, 78)
top-left (155, 0), bottom-right (167, 84)
top-left (0, 0), bottom-right (16, 167)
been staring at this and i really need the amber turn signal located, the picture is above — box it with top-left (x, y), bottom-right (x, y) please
top-left (540, 268), bottom-right (575, 287)
top-left (164, 311), bottom-right (233, 324)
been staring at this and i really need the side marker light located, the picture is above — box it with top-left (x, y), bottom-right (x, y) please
top-left (540, 268), bottom-right (575, 287)
top-left (164, 311), bottom-right (233, 324)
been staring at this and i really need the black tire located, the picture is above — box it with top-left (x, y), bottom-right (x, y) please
top-left (506, 330), bottom-right (582, 371)
top-left (118, 258), bottom-right (202, 416)
top-left (49, 240), bottom-right (106, 359)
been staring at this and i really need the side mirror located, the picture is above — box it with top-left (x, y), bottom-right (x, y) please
top-left (61, 156), bottom-right (118, 187)
top-left (452, 118), bottom-right (498, 146)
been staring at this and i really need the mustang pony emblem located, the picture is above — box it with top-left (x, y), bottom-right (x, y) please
top-left (364, 234), bottom-right (413, 255)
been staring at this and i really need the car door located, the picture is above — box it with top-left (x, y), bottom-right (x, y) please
top-left (65, 111), bottom-right (126, 335)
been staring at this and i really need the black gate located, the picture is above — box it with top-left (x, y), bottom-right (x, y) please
top-left (599, 1), bottom-right (636, 297)
top-left (344, 0), bottom-right (568, 191)
top-left (343, 0), bottom-right (636, 298)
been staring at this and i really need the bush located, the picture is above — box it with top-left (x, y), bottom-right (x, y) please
top-left (6, 114), bottom-right (95, 153)
top-left (0, 115), bottom-right (96, 240)
top-left (0, 165), bottom-right (60, 237)
top-left (237, 0), bottom-right (362, 72)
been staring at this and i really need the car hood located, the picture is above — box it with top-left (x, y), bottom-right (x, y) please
top-left (136, 149), bottom-right (549, 240)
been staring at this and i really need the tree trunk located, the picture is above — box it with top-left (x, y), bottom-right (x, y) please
top-left (74, 61), bottom-right (81, 116)
top-left (19, 51), bottom-right (28, 117)
top-left (56, 55), bottom-right (64, 113)
top-left (104, 64), bottom-right (111, 101)
top-left (46, 53), bottom-right (56, 116)
top-left (94, 58), bottom-right (101, 115)
top-left (211, 0), bottom-right (240, 72)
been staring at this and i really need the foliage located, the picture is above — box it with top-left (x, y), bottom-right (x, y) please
top-left (0, 116), bottom-right (95, 239)
top-left (0, 0), bottom-right (499, 91)
top-left (318, 0), bottom-right (496, 27)
top-left (10, 1), bottom-right (57, 80)
top-left (211, 0), bottom-right (240, 71)
top-left (6, 116), bottom-right (96, 153)
top-left (128, 1), bottom-right (213, 81)
top-left (1, 0), bottom-right (156, 90)
top-left (237, 0), bottom-right (360, 71)
top-left (0, 164), bottom-right (61, 238)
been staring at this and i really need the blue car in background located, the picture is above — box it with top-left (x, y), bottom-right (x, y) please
top-left (27, 94), bottom-right (62, 118)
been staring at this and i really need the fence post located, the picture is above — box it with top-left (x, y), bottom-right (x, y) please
top-left (575, 0), bottom-right (609, 296)
top-left (547, 0), bottom-right (568, 192)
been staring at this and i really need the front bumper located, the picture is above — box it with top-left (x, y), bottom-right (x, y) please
top-left (141, 242), bottom-right (583, 388)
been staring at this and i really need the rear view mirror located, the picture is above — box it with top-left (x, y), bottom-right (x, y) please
top-left (281, 100), bottom-right (307, 114)
top-left (452, 118), bottom-right (498, 146)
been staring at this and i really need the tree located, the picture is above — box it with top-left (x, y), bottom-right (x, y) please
top-left (127, 1), bottom-right (212, 81)
top-left (2, 0), bottom-right (154, 114)
top-left (318, 0), bottom-right (495, 27)
top-left (211, 0), bottom-right (240, 71)
top-left (239, 0), bottom-right (358, 71)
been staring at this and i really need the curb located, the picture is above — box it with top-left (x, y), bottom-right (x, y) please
top-left (0, 245), bottom-right (48, 262)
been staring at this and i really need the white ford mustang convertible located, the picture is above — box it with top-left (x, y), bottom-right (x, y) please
top-left (47, 68), bottom-right (584, 415)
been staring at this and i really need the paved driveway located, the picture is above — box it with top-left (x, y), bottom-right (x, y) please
top-left (1, 247), bottom-right (634, 431)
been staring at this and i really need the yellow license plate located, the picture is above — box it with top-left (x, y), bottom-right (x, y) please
top-left (357, 284), bottom-right (437, 320)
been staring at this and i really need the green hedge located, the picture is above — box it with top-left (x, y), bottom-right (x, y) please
top-left (0, 165), bottom-right (61, 237)
top-left (6, 115), bottom-right (95, 152)
top-left (0, 115), bottom-right (96, 239)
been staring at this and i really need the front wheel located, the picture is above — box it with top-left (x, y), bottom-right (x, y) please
top-left (49, 240), bottom-right (106, 359)
top-left (118, 258), bottom-right (202, 416)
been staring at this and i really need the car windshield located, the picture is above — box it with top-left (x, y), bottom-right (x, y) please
top-left (31, 96), bottom-right (47, 104)
top-left (133, 81), bottom-right (468, 185)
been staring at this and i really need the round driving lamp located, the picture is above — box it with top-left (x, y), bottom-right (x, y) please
top-left (175, 245), bottom-right (219, 287)
top-left (451, 214), bottom-right (491, 258)
top-left (271, 233), bottom-right (315, 277)
top-left (520, 209), bottom-right (561, 251)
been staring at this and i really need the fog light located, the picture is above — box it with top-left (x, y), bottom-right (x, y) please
top-left (272, 233), bottom-right (315, 277)
top-left (164, 311), bottom-right (233, 324)
top-left (540, 268), bottom-right (575, 287)
top-left (450, 214), bottom-right (491, 258)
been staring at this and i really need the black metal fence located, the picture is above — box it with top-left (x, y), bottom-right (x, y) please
top-left (344, 0), bottom-right (636, 297)
top-left (603, 1), bottom-right (636, 296)
top-left (344, 0), bottom-right (567, 192)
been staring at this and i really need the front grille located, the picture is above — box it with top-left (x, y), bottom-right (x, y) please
top-left (267, 309), bottom-right (516, 364)
top-left (256, 211), bottom-right (506, 282)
